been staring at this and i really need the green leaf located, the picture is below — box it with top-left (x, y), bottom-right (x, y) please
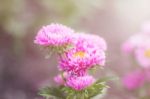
top-left (86, 79), bottom-right (108, 98)
top-left (39, 86), bottom-right (65, 99)
top-left (96, 76), bottom-right (117, 83)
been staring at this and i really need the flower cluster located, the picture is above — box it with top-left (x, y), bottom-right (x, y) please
top-left (34, 23), bottom-right (107, 98)
top-left (35, 23), bottom-right (107, 90)
top-left (122, 23), bottom-right (150, 90)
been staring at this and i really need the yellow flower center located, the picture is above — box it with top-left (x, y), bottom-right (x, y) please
top-left (144, 49), bottom-right (150, 58)
top-left (73, 51), bottom-right (85, 58)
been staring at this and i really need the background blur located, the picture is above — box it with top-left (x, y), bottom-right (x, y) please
top-left (1, 0), bottom-right (150, 99)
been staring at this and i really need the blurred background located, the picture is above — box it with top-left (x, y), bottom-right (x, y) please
top-left (1, 0), bottom-right (150, 99)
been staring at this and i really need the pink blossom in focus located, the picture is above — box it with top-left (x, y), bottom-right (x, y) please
top-left (59, 35), bottom-right (106, 75)
top-left (66, 75), bottom-right (95, 90)
top-left (122, 70), bottom-right (145, 90)
top-left (34, 23), bottom-right (74, 46)
top-left (73, 33), bottom-right (107, 51)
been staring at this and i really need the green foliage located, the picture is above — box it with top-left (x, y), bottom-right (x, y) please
top-left (87, 79), bottom-right (108, 98)
top-left (39, 78), bottom-right (108, 99)
top-left (39, 86), bottom-right (65, 99)
top-left (61, 80), bottom-right (108, 99)
top-left (43, 44), bottom-right (74, 59)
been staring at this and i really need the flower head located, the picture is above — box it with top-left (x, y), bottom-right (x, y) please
top-left (73, 33), bottom-right (107, 51)
top-left (59, 47), bottom-right (105, 75)
top-left (122, 34), bottom-right (148, 53)
top-left (54, 72), bottom-right (68, 85)
top-left (66, 75), bottom-right (95, 90)
top-left (122, 32), bottom-right (150, 68)
top-left (59, 33), bottom-right (106, 75)
top-left (122, 70), bottom-right (145, 90)
top-left (135, 46), bottom-right (150, 68)
top-left (34, 23), bottom-right (74, 46)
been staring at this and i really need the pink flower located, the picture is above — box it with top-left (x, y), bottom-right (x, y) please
top-left (73, 33), bottom-right (107, 51)
top-left (122, 32), bottom-right (150, 68)
top-left (66, 75), bottom-right (95, 90)
top-left (135, 46), bottom-right (150, 68)
top-left (122, 34), bottom-right (147, 53)
top-left (34, 23), bottom-right (74, 46)
top-left (122, 41), bottom-right (135, 53)
top-left (54, 72), bottom-right (68, 85)
top-left (59, 34), bottom-right (106, 75)
top-left (122, 70), bottom-right (145, 90)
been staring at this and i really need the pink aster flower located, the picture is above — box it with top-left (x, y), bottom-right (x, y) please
top-left (59, 47), bottom-right (105, 75)
top-left (59, 42), bottom-right (106, 75)
top-left (135, 45), bottom-right (150, 68)
top-left (34, 23), bottom-right (74, 46)
top-left (59, 33), bottom-right (106, 75)
top-left (122, 22), bottom-right (150, 53)
top-left (54, 75), bottom-right (65, 85)
top-left (66, 75), bottom-right (95, 90)
top-left (54, 72), bottom-right (68, 85)
top-left (73, 33), bottom-right (107, 51)
top-left (122, 70), bottom-right (145, 90)
top-left (122, 34), bottom-right (148, 53)
top-left (122, 32), bottom-right (150, 68)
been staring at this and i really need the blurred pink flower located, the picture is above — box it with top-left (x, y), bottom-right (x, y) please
top-left (122, 70), bottom-right (145, 90)
top-left (66, 75), bottom-right (95, 90)
top-left (54, 75), bottom-right (65, 85)
top-left (122, 34), bottom-right (147, 53)
top-left (122, 41), bottom-right (134, 53)
top-left (135, 46), bottom-right (150, 68)
top-left (122, 32), bottom-right (150, 68)
top-left (54, 72), bottom-right (68, 85)
top-left (34, 23), bottom-right (74, 46)
top-left (59, 33), bottom-right (106, 75)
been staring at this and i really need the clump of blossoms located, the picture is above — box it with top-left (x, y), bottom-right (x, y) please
top-left (34, 23), bottom-right (108, 99)
top-left (122, 23), bottom-right (150, 98)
